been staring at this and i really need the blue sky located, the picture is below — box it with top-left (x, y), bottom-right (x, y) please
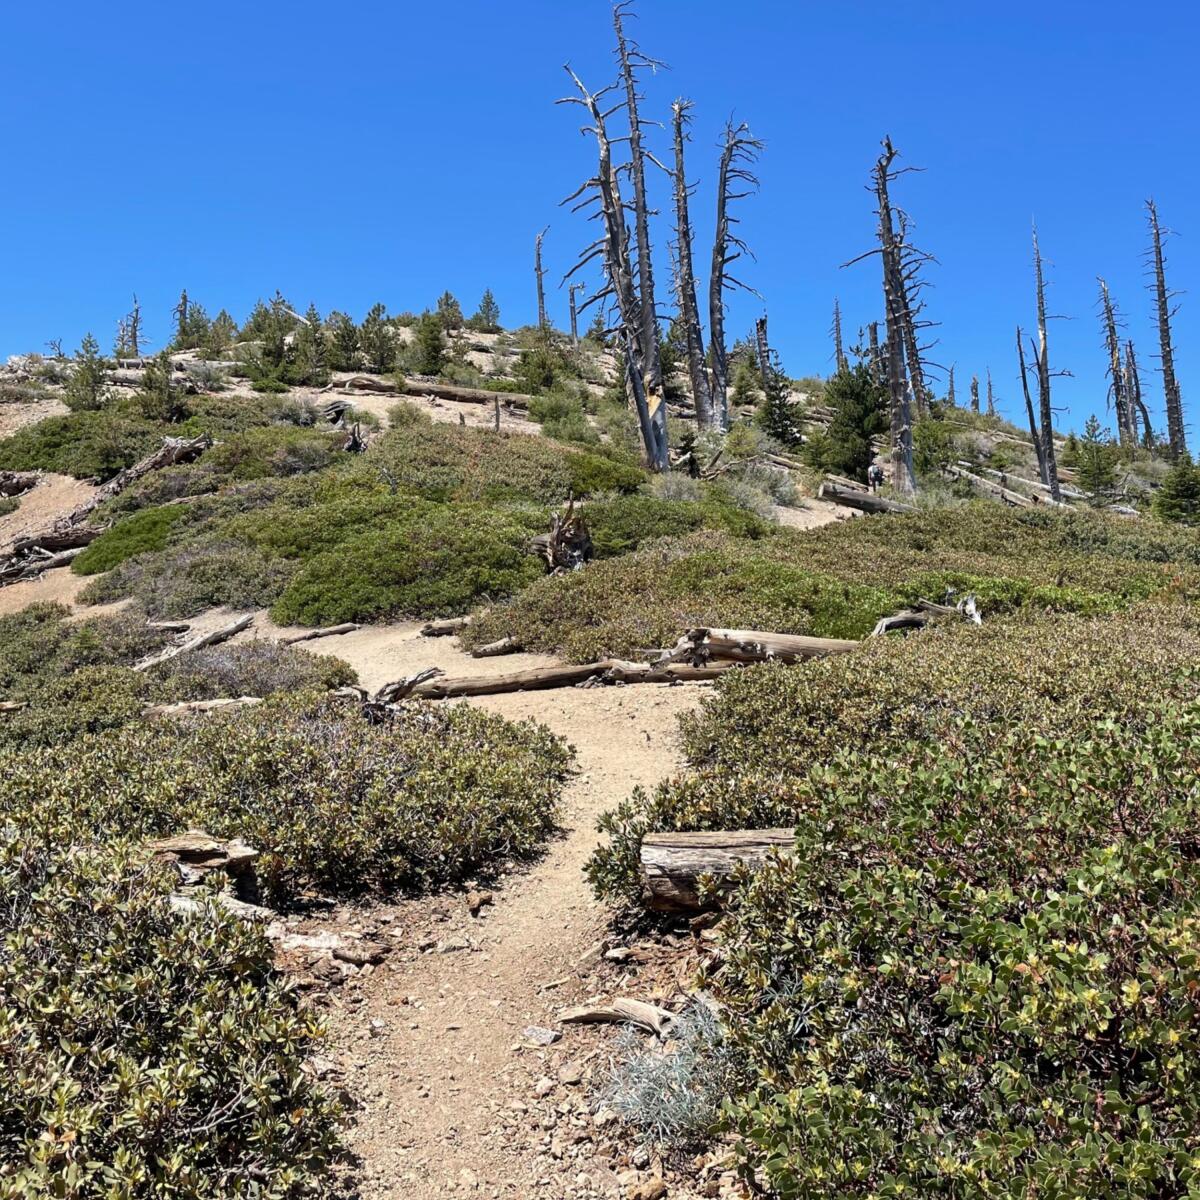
top-left (1, 0), bottom-right (1195, 434)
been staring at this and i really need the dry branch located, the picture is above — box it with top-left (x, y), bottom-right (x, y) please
top-left (818, 480), bottom-right (914, 514)
top-left (279, 623), bottom-right (361, 645)
top-left (134, 614), bottom-right (253, 672)
top-left (559, 997), bottom-right (675, 1037)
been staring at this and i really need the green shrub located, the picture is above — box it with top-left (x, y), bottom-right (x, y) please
top-left (0, 408), bottom-right (163, 480)
top-left (0, 665), bottom-right (148, 748)
top-left (585, 492), bottom-right (771, 559)
top-left (0, 826), bottom-right (342, 1193)
top-left (1154, 454), bottom-right (1200, 525)
top-left (0, 694), bottom-right (571, 905)
top-left (72, 504), bottom-right (188, 574)
top-left (149, 641), bottom-right (356, 701)
top-left (566, 450), bottom-right (645, 497)
top-left (270, 503), bottom-right (545, 625)
top-left (82, 542), bottom-right (298, 618)
top-left (201, 426), bottom-right (343, 481)
top-left (61, 333), bottom-right (111, 413)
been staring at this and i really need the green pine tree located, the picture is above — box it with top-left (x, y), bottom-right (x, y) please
top-left (1153, 454), bottom-right (1200, 525)
top-left (411, 311), bottom-right (445, 376)
top-left (293, 305), bottom-right (328, 385)
top-left (803, 363), bottom-right (887, 481)
top-left (469, 288), bottom-right (501, 332)
top-left (138, 351), bottom-right (191, 423)
top-left (62, 334), bottom-right (111, 412)
top-left (1075, 415), bottom-right (1119, 499)
top-left (436, 291), bottom-right (464, 331)
top-left (755, 351), bottom-right (804, 448)
top-left (359, 303), bottom-right (396, 373)
top-left (325, 312), bottom-right (359, 372)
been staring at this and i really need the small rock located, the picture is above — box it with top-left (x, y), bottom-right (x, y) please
top-left (417, 935), bottom-right (437, 952)
top-left (458, 1167), bottom-right (479, 1190)
top-left (436, 937), bottom-right (470, 954)
top-left (593, 1107), bottom-right (618, 1128)
top-left (604, 946), bottom-right (632, 963)
top-left (534, 1076), bottom-right (555, 1097)
top-left (369, 1018), bottom-right (387, 1038)
top-left (557, 1062), bottom-right (583, 1085)
top-left (466, 889), bottom-right (494, 915)
top-left (523, 1025), bottom-right (561, 1046)
top-left (630, 1179), bottom-right (668, 1200)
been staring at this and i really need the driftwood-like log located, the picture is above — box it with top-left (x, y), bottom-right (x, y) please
top-left (471, 636), bottom-right (521, 658)
top-left (0, 545), bottom-right (86, 584)
top-left (639, 828), bottom-right (797, 913)
top-left (280, 623), bottom-right (361, 645)
top-left (110, 369), bottom-right (198, 392)
top-left (134, 614), bottom-right (253, 672)
top-left (143, 696), bottom-right (263, 718)
top-left (408, 658), bottom-right (738, 700)
top-left (664, 627), bottom-right (859, 666)
top-left (420, 616), bottom-right (472, 637)
top-left (531, 498), bottom-right (593, 571)
top-left (818, 480), bottom-right (914, 514)
top-left (558, 998), bottom-right (675, 1037)
top-left (0, 700), bottom-right (28, 714)
top-left (330, 374), bottom-right (534, 410)
top-left (944, 464), bottom-right (1039, 508)
top-left (0, 471), bottom-right (39, 498)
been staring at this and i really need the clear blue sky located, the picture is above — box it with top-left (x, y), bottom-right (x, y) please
top-left (2, 0), bottom-right (1195, 435)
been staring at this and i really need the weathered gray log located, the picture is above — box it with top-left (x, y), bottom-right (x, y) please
top-left (0, 700), bottom-right (28, 714)
top-left (471, 636), bottom-right (521, 658)
top-left (664, 627), bottom-right (859, 666)
top-left (818, 481), bottom-right (914, 514)
top-left (279, 623), bottom-right (361, 645)
top-left (134, 614), bottom-right (253, 672)
top-left (420, 616), bottom-right (472, 637)
top-left (943, 464), bottom-right (1039, 508)
top-left (558, 998), bottom-right (675, 1037)
top-left (639, 829), bottom-right (797, 913)
top-left (0, 471), bottom-right (39, 498)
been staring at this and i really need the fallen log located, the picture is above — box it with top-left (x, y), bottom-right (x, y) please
top-left (664, 627), bottom-right (859, 666)
top-left (143, 696), bottom-right (263, 718)
top-left (973, 465), bottom-right (1086, 501)
top-left (0, 700), bottom-right (28, 714)
top-left (0, 471), bottom-right (39, 498)
top-left (407, 658), bottom-right (738, 699)
top-left (558, 998), bottom-right (676, 1037)
top-left (943, 464), bottom-right (1042, 508)
top-left (134, 614), bottom-right (253, 672)
top-left (471, 636), bottom-right (521, 658)
top-left (0, 545), bottom-right (86, 584)
top-left (398, 377), bottom-right (532, 410)
top-left (638, 828), bottom-right (797, 913)
top-left (74, 435), bottom-right (213, 521)
top-left (818, 481), bottom-right (914, 514)
top-left (822, 471), bottom-right (869, 493)
top-left (280, 623), bottom-right (361, 646)
top-left (110, 369), bottom-right (198, 392)
top-left (420, 616), bottom-right (472, 637)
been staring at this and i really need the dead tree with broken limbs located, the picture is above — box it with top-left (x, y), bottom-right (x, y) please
top-left (1016, 327), bottom-right (1048, 484)
top-left (845, 138), bottom-right (927, 495)
top-left (559, 67), bottom-right (669, 470)
top-left (535, 227), bottom-right (549, 330)
top-left (1029, 226), bottom-right (1063, 502)
top-left (1098, 278), bottom-right (1135, 450)
top-left (970, 375), bottom-right (980, 413)
top-left (1146, 199), bottom-right (1186, 459)
top-left (831, 299), bottom-right (848, 373)
top-left (709, 121), bottom-right (763, 432)
top-left (986, 369), bottom-right (996, 417)
top-left (1125, 339), bottom-right (1153, 450)
top-left (670, 99), bottom-right (713, 427)
top-left (613, 2), bottom-right (664, 396)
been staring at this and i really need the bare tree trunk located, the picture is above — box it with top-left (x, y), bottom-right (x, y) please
top-left (709, 121), bottom-right (763, 432)
top-left (1098, 278), bottom-right (1133, 450)
top-left (613, 2), bottom-right (662, 393)
top-left (754, 315), bottom-right (771, 385)
top-left (986, 369), bottom-right (995, 417)
top-left (1031, 226), bottom-right (1062, 501)
top-left (129, 294), bottom-right (142, 357)
top-left (832, 298), bottom-right (848, 373)
top-left (874, 139), bottom-right (915, 494)
top-left (568, 282), bottom-right (582, 346)
top-left (1147, 199), bottom-right (1186, 459)
top-left (535, 227), bottom-right (549, 330)
top-left (947, 364), bottom-right (956, 406)
top-left (1016, 325), bottom-right (1048, 485)
top-left (970, 375), bottom-right (980, 413)
top-left (670, 99), bottom-right (713, 427)
top-left (868, 321), bottom-right (883, 384)
top-left (1125, 339), bottom-right (1153, 450)
top-left (560, 68), bottom-right (668, 470)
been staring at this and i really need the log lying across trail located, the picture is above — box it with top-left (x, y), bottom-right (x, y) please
top-left (280, 622), bottom-right (361, 646)
top-left (818, 479), bottom-right (915, 514)
top-left (327, 374), bottom-right (534, 410)
top-left (661, 626), bottom-right (859, 666)
top-left (0, 435), bottom-right (213, 587)
top-left (0, 471), bottom-right (39, 498)
top-left (943, 464), bottom-right (1046, 508)
top-left (639, 829), bottom-right (797, 913)
top-left (421, 616), bottom-right (472, 637)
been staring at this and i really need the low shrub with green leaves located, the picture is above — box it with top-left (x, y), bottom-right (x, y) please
top-left (467, 505), bottom-right (1200, 662)
top-left (589, 604), bottom-right (1200, 1198)
top-left (0, 825), bottom-right (343, 1195)
top-left (0, 407), bottom-right (165, 480)
top-left (585, 492), bottom-right (772, 559)
top-left (0, 693), bottom-right (570, 906)
top-left (72, 503), bottom-right (188, 574)
top-left (148, 641), bottom-right (356, 701)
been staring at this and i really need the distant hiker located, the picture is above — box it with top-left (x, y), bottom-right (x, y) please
top-left (867, 463), bottom-right (885, 493)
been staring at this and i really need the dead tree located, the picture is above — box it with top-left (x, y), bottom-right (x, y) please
top-left (670, 99), bottom-right (713, 426)
top-left (1146, 199), bottom-right (1186, 459)
top-left (1031, 226), bottom-right (1062, 501)
top-left (1098, 278), bottom-right (1134, 449)
top-left (172, 289), bottom-right (189, 347)
top-left (970, 375), bottom-right (980, 413)
top-left (868, 321), bottom-right (883, 384)
top-left (559, 67), bottom-right (668, 470)
top-left (709, 121), bottom-right (763, 432)
top-left (1016, 326), bottom-right (1048, 485)
top-left (568, 282), bottom-right (584, 345)
top-left (845, 139), bottom-right (918, 494)
top-left (986, 369), bottom-right (996, 417)
top-left (947, 364), bottom-right (956, 406)
top-left (612, 1), bottom-right (663, 394)
top-left (831, 298), bottom-right (848, 373)
top-left (535, 227), bottom-right (550, 330)
top-left (1125, 339), bottom-right (1153, 450)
